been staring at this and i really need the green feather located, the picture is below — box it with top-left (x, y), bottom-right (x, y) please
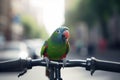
top-left (41, 41), bottom-right (48, 57)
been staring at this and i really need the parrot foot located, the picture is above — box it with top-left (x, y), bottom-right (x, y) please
top-left (44, 57), bottom-right (50, 68)
top-left (62, 58), bottom-right (67, 68)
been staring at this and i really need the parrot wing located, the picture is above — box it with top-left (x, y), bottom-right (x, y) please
top-left (66, 41), bottom-right (70, 54)
top-left (61, 41), bottom-right (70, 59)
top-left (41, 41), bottom-right (48, 57)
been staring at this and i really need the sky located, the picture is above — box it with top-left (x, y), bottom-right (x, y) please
top-left (30, 0), bottom-right (65, 36)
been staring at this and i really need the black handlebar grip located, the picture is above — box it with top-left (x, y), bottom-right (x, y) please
top-left (86, 57), bottom-right (120, 73)
top-left (0, 59), bottom-right (30, 72)
top-left (95, 58), bottom-right (120, 73)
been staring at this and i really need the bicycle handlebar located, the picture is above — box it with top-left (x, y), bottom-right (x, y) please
top-left (31, 59), bottom-right (86, 67)
top-left (87, 57), bottom-right (120, 74)
top-left (0, 57), bottom-right (120, 75)
top-left (0, 59), bottom-right (28, 72)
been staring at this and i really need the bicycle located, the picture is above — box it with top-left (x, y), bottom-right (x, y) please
top-left (0, 57), bottom-right (120, 80)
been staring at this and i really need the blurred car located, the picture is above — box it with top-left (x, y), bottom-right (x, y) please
top-left (24, 39), bottom-right (44, 59)
top-left (0, 41), bottom-right (29, 61)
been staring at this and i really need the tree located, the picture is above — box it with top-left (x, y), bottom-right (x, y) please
top-left (21, 14), bottom-right (48, 39)
top-left (65, 0), bottom-right (120, 39)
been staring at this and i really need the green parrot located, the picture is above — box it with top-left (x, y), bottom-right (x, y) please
top-left (40, 26), bottom-right (70, 77)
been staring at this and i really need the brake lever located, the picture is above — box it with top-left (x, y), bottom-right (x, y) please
top-left (18, 68), bottom-right (27, 77)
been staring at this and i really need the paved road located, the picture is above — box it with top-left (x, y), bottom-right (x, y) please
top-left (0, 66), bottom-right (120, 80)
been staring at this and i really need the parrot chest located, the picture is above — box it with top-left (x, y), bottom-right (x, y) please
top-left (47, 43), bottom-right (67, 60)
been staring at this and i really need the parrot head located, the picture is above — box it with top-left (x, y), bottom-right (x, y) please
top-left (50, 26), bottom-right (70, 42)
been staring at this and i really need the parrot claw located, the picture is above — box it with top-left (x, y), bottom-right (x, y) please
top-left (44, 57), bottom-right (50, 68)
top-left (63, 58), bottom-right (67, 68)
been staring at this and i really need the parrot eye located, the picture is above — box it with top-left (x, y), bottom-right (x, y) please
top-left (56, 30), bottom-right (61, 33)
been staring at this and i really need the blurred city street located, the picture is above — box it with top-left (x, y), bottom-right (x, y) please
top-left (0, 0), bottom-right (120, 80)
